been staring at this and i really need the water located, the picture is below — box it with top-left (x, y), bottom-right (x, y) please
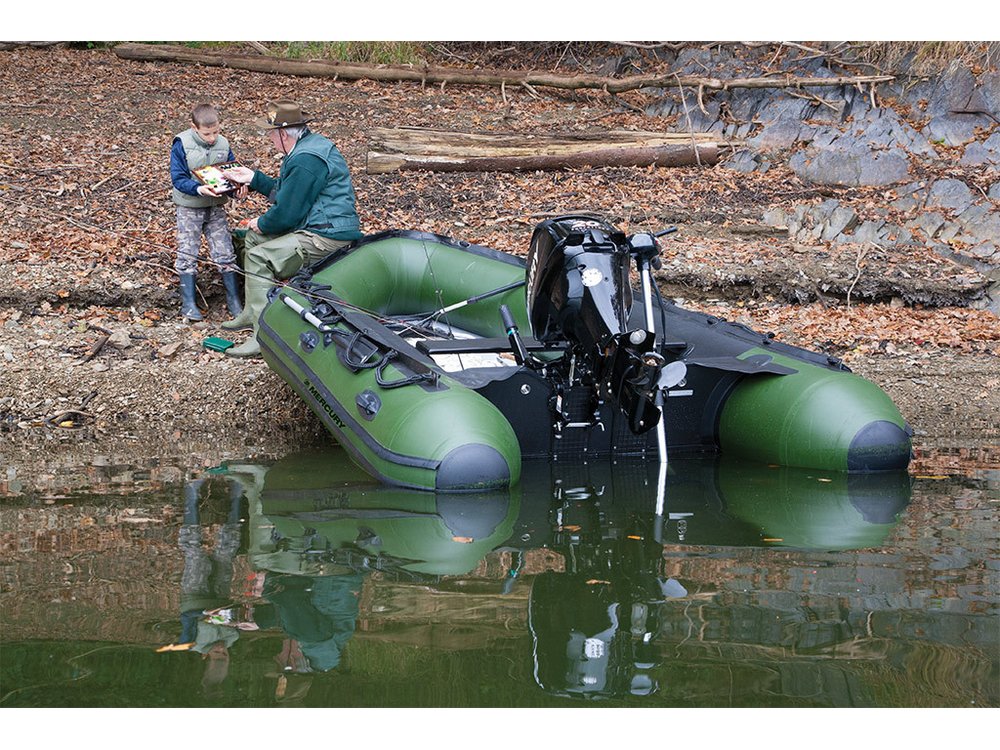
top-left (1, 445), bottom-right (997, 712)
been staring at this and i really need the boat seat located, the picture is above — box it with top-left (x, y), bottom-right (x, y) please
top-left (416, 337), bottom-right (566, 355)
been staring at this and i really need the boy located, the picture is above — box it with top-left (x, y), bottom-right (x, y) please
top-left (169, 103), bottom-right (244, 322)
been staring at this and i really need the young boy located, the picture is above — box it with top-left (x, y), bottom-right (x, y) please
top-left (169, 103), bottom-right (243, 322)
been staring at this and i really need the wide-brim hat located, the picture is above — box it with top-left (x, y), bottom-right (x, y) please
top-left (255, 99), bottom-right (314, 130)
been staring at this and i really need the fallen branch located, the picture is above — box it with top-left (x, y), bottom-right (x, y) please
top-left (0, 41), bottom-right (67, 50)
top-left (79, 333), bottom-right (110, 364)
top-left (244, 41), bottom-right (270, 56)
top-left (112, 44), bottom-right (894, 95)
top-left (846, 243), bottom-right (872, 312)
top-left (44, 409), bottom-right (95, 429)
top-left (367, 126), bottom-right (720, 173)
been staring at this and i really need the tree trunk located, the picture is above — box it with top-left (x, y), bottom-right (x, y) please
top-left (367, 127), bottom-right (720, 173)
top-left (112, 44), bottom-right (893, 95)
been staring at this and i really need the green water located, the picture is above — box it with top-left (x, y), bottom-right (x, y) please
top-left (1, 448), bottom-right (997, 710)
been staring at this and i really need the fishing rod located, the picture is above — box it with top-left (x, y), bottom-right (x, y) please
top-left (408, 279), bottom-right (527, 328)
top-left (426, 279), bottom-right (526, 319)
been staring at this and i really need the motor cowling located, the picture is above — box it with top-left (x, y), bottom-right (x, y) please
top-left (525, 215), bottom-right (663, 434)
top-left (526, 215), bottom-right (632, 351)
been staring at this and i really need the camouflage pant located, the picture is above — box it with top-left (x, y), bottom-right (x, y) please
top-left (175, 205), bottom-right (237, 275)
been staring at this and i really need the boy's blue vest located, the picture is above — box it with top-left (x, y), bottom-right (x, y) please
top-left (285, 132), bottom-right (360, 237)
top-left (172, 129), bottom-right (231, 209)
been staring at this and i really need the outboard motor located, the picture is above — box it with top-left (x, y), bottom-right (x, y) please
top-left (525, 215), bottom-right (666, 435)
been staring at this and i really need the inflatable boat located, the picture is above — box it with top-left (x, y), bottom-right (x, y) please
top-left (256, 216), bottom-right (912, 491)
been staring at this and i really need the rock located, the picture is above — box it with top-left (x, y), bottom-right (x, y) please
top-left (820, 204), bottom-right (859, 241)
top-left (722, 122), bottom-right (754, 140)
top-left (980, 71), bottom-right (1000, 118)
top-left (960, 131), bottom-right (1000, 167)
top-left (725, 149), bottom-right (762, 173)
top-left (785, 205), bottom-right (809, 237)
top-left (891, 182), bottom-right (928, 211)
top-left (108, 330), bottom-right (132, 349)
top-left (925, 62), bottom-right (980, 117)
top-left (969, 241), bottom-right (998, 260)
top-left (158, 341), bottom-right (183, 358)
top-left (884, 225), bottom-right (913, 246)
top-left (923, 113), bottom-right (993, 147)
top-left (749, 117), bottom-right (807, 154)
top-left (908, 211), bottom-right (947, 241)
top-left (851, 108), bottom-right (936, 156)
top-left (926, 179), bottom-right (974, 212)
top-left (954, 204), bottom-right (1000, 245)
top-left (989, 182), bottom-right (1000, 200)
top-left (960, 142), bottom-right (992, 167)
top-left (849, 220), bottom-right (888, 244)
top-left (790, 146), bottom-right (910, 186)
top-left (896, 187), bottom-right (928, 213)
top-left (762, 207), bottom-right (789, 228)
top-left (936, 222), bottom-right (961, 243)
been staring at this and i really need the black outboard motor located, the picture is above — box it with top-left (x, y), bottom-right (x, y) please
top-left (525, 215), bottom-right (665, 434)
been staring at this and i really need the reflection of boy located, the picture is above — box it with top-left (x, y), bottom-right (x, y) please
top-left (157, 477), bottom-right (243, 652)
top-left (169, 103), bottom-right (243, 323)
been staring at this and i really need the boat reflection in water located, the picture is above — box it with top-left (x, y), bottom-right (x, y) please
top-left (222, 453), bottom-right (518, 680)
top-left (220, 447), bottom-right (910, 697)
top-left (517, 459), bottom-right (910, 700)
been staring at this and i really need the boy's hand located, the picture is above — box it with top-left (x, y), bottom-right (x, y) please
top-left (196, 185), bottom-right (219, 197)
top-left (225, 166), bottom-right (255, 184)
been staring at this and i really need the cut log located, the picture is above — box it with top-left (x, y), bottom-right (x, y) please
top-left (112, 44), bottom-right (893, 95)
top-left (367, 127), bottom-right (720, 173)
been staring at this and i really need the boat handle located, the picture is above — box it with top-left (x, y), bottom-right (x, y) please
top-left (279, 293), bottom-right (333, 331)
top-left (374, 351), bottom-right (439, 389)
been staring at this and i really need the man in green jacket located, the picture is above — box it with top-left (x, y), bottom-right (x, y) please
top-left (222, 100), bottom-right (362, 358)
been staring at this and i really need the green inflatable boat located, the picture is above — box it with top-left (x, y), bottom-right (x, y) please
top-left (257, 216), bottom-right (912, 491)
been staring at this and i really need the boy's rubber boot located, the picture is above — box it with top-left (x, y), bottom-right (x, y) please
top-left (179, 274), bottom-right (203, 322)
top-left (221, 271), bottom-right (245, 318)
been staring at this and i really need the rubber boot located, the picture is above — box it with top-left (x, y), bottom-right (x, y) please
top-left (225, 275), bottom-right (269, 359)
top-left (221, 271), bottom-right (244, 320)
top-left (179, 274), bottom-right (203, 322)
top-left (226, 332), bottom-right (261, 358)
top-left (221, 292), bottom-right (253, 331)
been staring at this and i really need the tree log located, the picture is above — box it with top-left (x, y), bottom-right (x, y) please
top-left (112, 44), bottom-right (894, 95)
top-left (367, 127), bottom-right (719, 173)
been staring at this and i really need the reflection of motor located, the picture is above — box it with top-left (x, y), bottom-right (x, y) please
top-left (529, 573), bottom-right (661, 699)
top-left (526, 488), bottom-right (686, 700)
top-left (525, 215), bottom-right (670, 435)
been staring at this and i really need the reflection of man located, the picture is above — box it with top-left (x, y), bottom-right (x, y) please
top-left (253, 572), bottom-right (364, 673)
top-left (222, 99), bottom-right (362, 358)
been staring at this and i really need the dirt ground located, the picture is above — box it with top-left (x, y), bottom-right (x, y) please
top-left (1, 47), bottom-right (998, 485)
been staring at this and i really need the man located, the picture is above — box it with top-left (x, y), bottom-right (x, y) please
top-left (222, 100), bottom-right (362, 358)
